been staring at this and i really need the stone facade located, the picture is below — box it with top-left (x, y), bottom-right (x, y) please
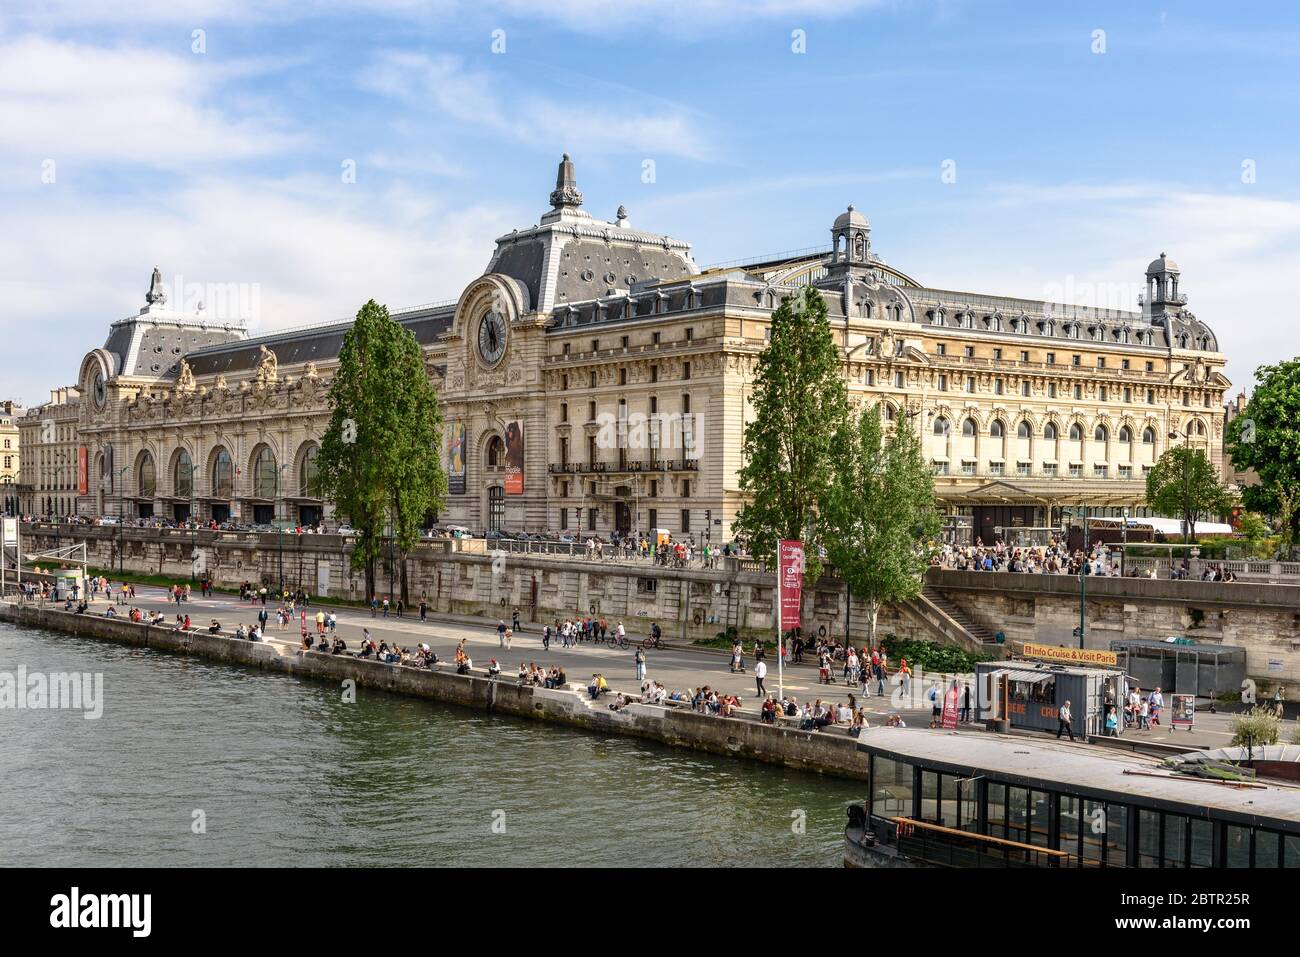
top-left (0, 400), bottom-right (21, 515)
top-left (15, 388), bottom-right (79, 518)
top-left (58, 156), bottom-right (1228, 543)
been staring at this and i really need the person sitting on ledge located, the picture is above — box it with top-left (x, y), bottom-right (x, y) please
top-left (608, 692), bottom-right (630, 712)
top-left (249, 624), bottom-right (263, 642)
top-left (234, 623), bottom-right (247, 640)
top-left (332, 637), bottom-right (347, 655)
top-left (488, 658), bottom-right (503, 677)
top-left (588, 673), bottom-right (608, 699)
top-left (208, 620), bottom-right (222, 635)
top-left (74, 601), bottom-right (88, 615)
top-left (456, 656), bottom-right (473, 676)
top-left (885, 713), bottom-right (906, 728)
top-left (301, 634), bottom-right (314, 651)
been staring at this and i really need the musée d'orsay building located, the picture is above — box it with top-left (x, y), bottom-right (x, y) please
top-left (60, 155), bottom-right (1228, 544)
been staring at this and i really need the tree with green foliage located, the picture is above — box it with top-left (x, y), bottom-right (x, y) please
top-left (1145, 445), bottom-right (1232, 543)
top-left (317, 300), bottom-right (447, 603)
top-left (822, 406), bottom-right (940, 647)
top-left (732, 286), bottom-right (849, 583)
top-left (1225, 359), bottom-right (1300, 550)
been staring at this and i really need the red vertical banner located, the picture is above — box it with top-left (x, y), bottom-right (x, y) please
top-left (942, 683), bottom-right (960, 729)
top-left (77, 446), bottom-right (88, 496)
top-left (504, 420), bottom-right (524, 495)
top-left (777, 539), bottom-right (804, 632)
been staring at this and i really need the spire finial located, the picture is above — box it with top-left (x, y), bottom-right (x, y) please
top-left (145, 266), bottom-right (167, 306)
top-left (549, 153), bottom-right (583, 210)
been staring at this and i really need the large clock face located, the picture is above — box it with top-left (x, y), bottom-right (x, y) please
top-left (477, 309), bottom-right (507, 365)
top-left (93, 372), bottom-right (106, 409)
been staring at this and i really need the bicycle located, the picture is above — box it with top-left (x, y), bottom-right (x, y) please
top-left (641, 635), bottom-right (663, 650)
top-left (611, 633), bottom-right (629, 649)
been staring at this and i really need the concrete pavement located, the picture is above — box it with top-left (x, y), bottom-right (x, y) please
top-left (61, 583), bottom-right (1290, 748)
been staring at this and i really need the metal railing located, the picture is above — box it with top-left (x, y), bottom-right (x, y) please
top-left (889, 816), bottom-right (1071, 868)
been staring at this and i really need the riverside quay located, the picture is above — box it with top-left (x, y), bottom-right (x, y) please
top-left (20, 156), bottom-right (1227, 542)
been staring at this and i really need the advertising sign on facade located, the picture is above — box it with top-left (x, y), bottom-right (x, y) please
top-left (1023, 643), bottom-right (1118, 667)
top-left (504, 420), bottom-right (524, 495)
top-left (1171, 693), bottom-right (1195, 728)
top-left (77, 446), bottom-right (88, 496)
top-left (448, 422), bottom-right (466, 495)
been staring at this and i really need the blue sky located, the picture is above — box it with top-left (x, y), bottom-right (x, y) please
top-left (3, 0), bottom-right (1300, 404)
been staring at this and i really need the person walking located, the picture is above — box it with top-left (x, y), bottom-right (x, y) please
top-left (634, 646), bottom-right (646, 682)
top-left (1057, 699), bottom-right (1075, 741)
top-left (498, 619), bottom-right (507, 648)
top-left (754, 658), bottom-right (767, 698)
top-left (960, 683), bottom-right (972, 723)
top-left (512, 608), bottom-right (521, 634)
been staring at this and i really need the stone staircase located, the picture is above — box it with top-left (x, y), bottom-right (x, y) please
top-left (898, 586), bottom-right (1004, 657)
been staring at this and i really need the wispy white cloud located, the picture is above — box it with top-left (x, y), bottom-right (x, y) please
top-left (358, 51), bottom-right (714, 160)
top-left (0, 36), bottom-right (302, 170)
top-left (4, 0), bottom-right (890, 32)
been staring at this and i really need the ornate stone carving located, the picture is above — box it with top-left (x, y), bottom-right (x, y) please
top-left (254, 345), bottom-right (278, 386)
top-left (176, 359), bottom-right (196, 394)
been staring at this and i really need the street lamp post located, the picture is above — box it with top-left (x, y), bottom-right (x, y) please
top-left (277, 463), bottom-right (290, 595)
top-left (187, 464), bottom-right (201, 582)
top-left (115, 465), bottom-right (130, 574)
top-left (1168, 430), bottom-right (1194, 546)
top-left (1065, 506), bottom-right (1089, 649)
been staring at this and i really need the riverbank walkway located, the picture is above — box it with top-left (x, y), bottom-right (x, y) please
top-left (9, 580), bottom-right (1277, 749)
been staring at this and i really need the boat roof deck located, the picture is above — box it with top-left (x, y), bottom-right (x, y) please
top-left (856, 728), bottom-right (1300, 827)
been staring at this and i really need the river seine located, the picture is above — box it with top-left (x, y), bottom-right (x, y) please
top-left (0, 620), bottom-right (862, 867)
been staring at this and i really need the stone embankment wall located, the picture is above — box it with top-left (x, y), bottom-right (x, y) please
top-left (930, 570), bottom-right (1300, 688)
top-left (19, 525), bottom-right (940, 646)
top-left (1, 600), bottom-right (868, 782)
top-left (20, 525), bottom-right (1300, 684)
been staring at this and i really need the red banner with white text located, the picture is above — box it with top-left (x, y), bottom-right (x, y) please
top-left (777, 539), bottom-right (804, 632)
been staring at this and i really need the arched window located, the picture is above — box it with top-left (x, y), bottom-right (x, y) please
top-left (138, 454), bottom-right (156, 498)
top-left (1069, 423), bottom-right (1083, 442)
top-left (1118, 426), bottom-right (1132, 444)
top-left (174, 450), bottom-right (193, 497)
top-left (1044, 423), bottom-right (1058, 441)
top-left (962, 417), bottom-right (977, 437)
top-left (883, 403), bottom-right (896, 422)
top-left (252, 446), bottom-right (277, 499)
top-left (1192, 419), bottom-right (1207, 437)
top-left (486, 435), bottom-right (505, 469)
top-left (1142, 427), bottom-right (1156, 444)
top-left (933, 417), bottom-right (949, 436)
top-left (1094, 425), bottom-right (1108, 442)
top-left (212, 449), bottom-right (234, 498)
top-left (1017, 421), bottom-right (1032, 439)
top-left (299, 445), bottom-right (321, 497)
top-left (990, 420), bottom-right (1005, 438)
